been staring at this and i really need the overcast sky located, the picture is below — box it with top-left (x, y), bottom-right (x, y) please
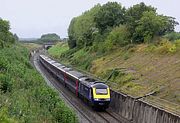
top-left (0, 0), bottom-right (179, 38)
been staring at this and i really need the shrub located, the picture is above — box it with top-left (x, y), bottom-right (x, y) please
top-left (164, 32), bottom-right (180, 41)
top-left (175, 39), bottom-right (180, 47)
top-left (0, 75), bottom-right (12, 93)
top-left (106, 25), bottom-right (130, 47)
top-left (48, 42), bottom-right (69, 59)
top-left (156, 39), bottom-right (177, 54)
top-left (0, 44), bottom-right (78, 123)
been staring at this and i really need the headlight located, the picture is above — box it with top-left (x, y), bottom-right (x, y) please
top-left (105, 98), bottom-right (110, 101)
top-left (94, 98), bottom-right (110, 101)
top-left (94, 98), bottom-right (99, 101)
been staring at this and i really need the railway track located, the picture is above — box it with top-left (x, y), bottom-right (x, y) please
top-left (96, 111), bottom-right (121, 123)
top-left (33, 53), bottom-right (130, 123)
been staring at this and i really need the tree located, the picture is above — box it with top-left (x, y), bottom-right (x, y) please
top-left (68, 18), bottom-right (77, 49)
top-left (158, 16), bottom-right (179, 35)
top-left (125, 2), bottom-right (156, 42)
top-left (0, 18), bottom-right (15, 48)
top-left (134, 11), bottom-right (178, 43)
top-left (94, 2), bottom-right (126, 34)
top-left (39, 33), bottom-right (60, 42)
top-left (106, 25), bottom-right (130, 46)
top-left (68, 4), bottom-right (101, 48)
top-left (13, 34), bottom-right (19, 41)
top-left (68, 35), bottom-right (76, 49)
top-left (0, 19), bottom-right (10, 33)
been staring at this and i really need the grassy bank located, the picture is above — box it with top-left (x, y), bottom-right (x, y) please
top-left (0, 42), bottom-right (78, 123)
top-left (48, 40), bottom-right (180, 113)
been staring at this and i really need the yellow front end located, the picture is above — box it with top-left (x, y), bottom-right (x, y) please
top-left (93, 88), bottom-right (110, 99)
top-left (92, 87), bottom-right (110, 108)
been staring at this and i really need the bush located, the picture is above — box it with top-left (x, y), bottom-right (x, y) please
top-left (70, 49), bottom-right (94, 70)
top-left (0, 44), bottom-right (78, 123)
top-left (164, 32), bottom-right (180, 41)
top-left (106, 25), bottom-right (130, 47)
top-left (48, 42), bottom-right (69, 59)
top-left (156, 39), bottom-right (177, 54)
top-left (175, 39), bottom-right (180, 47)
top-left (91, 25), bottom-right (131, 54)
top-left (0, 75), bottom-right (12, 93)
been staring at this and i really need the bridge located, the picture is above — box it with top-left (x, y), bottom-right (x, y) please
top-left (43, 42), bottom-right (56, 50)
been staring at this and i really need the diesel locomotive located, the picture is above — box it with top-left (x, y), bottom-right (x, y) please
top-left (39, 55), bottom-right (111, 109)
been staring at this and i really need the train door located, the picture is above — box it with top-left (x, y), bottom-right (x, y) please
top-left (89, 88), bottom-right (93, 102)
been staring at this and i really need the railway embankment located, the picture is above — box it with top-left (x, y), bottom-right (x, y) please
top-left (48, 42), bottom-right (180, 123)
top-left (0, 43), bottom-right (78, 122)
top-left (33, 52), bottom-right (132, 123)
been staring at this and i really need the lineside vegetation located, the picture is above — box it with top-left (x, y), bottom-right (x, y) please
top-left (48, 2), bottom-right (180, 111)
top-left (0, 18), bottom-right (77, 123)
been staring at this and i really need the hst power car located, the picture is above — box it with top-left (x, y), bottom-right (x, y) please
top-left (39, 55), bottom-right (111, 109)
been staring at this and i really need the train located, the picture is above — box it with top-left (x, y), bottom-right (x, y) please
top-left (39, 55), bottom-right (111, 109)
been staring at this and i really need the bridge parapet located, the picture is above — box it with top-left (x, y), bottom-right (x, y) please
top-left (43, 42), bottom-right (56, 50)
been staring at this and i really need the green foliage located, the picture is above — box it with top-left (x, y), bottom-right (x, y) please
top-left (68, 35), bottom-right (77, 49)
top-left (48, 42), bottom-right (69, 59)
top-left (13, 34), bottom-right (19, 41)
top-left (67, 1), bottom-right (178, 53)
top-left (39, 33), bottom-right (60, 42)
top-left (106, 25), bottom-right (130, 47)
top-left (0, 75), bottom-right (12, 93)
top-left (102, 69), bottom-right (133, 86)
top-left (67, 48), bottom-right (94, 70)
top-left (0, 18), bottom-right (15, 48)
top-left (90, 32), bottom-right (110, 54)
top-left (175, 39), bottom-right (180, 47)
top-left (152, 39), bottom-right (179, 54)
top-left (125, 2), bottom-right (156, 41)
top-left (94, 2), bottom-right (126, 33)
top-left (0, 108), bottom-right (17, 123)
top-left (0, 44), bottom-right (77, 122)
top-left (68, 5), bottom-right (101, 48)
top-left (0, 19), bottom-right (10, 32)
top-left (135, 11), bottom-right (171, 43)
top-left (125, 2), bottom-right (178, 43)
top-left (90, 25), bottom-right (131, 53)
top-left (164, 32), bottom-right (180, 41)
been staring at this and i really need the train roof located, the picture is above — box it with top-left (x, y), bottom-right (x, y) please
top-left (52, 62), bottom-right (62, 67)
top-left (47, 59), bottom-right (56, 64)
top-left (40, 55), bottom-right (108, 88)
top-left (79, 76), bottom-right (106, 87)
top-left (40, 55), bottom-right (51, 61)
top-left (56, 66), bottom-right (72, 72)
top-left (66, 70), bottom-right (85, 79)
top-left (63, 67), bottom-right (73, 72)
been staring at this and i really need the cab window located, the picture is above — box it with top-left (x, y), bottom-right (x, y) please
top-left (96, 88), bottom-right (107, 95)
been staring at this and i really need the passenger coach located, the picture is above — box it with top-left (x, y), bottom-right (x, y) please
top-left (39, 55), bottom-right (111, 109)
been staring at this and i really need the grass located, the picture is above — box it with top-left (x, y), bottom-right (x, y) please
top-left (0, 42), bottom-right (78, 123)
top-left (48, 42), bottom-right (69, 59)
top-left (22, 43), bottom-right (42, 51)
top-left (48, 40), bottom-right (180, 114)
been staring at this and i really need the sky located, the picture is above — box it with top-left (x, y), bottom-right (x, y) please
top-left (0, 0), bottom-right (179, 38)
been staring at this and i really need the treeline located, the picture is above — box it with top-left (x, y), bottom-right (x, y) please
top-left (38, 33), bottom-right (60, 42)
top-left (0, 18), bottom-right (77, 122)
top-left (20, 33), bottom-right (61, 44)
top-left (68, 2), bottom-right (179, 51)
top-left (0, 18), bottom-right (17, 48)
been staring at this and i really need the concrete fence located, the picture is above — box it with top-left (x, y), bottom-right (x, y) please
top-left (110, 90), bottom-right (180, 123)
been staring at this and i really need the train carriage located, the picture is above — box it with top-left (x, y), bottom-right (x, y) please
top-left (39, 55), bottom-right (111, 109)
